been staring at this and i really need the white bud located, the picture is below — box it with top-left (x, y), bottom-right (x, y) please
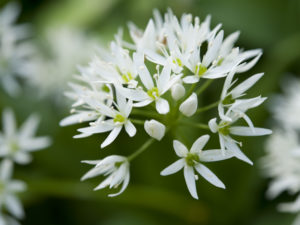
top-left (179, 93), bottom-right (198, 117)
top-left (171, 83), bottom-right (185, 100)
top-left (144, 120), bottom-right (166, 141)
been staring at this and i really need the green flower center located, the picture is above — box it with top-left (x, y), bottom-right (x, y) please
top-left (195, 64), bottom-right (207, 77)
top-left (147, 87), bottom-right (159, 100)
top-left (219, 122), bottom-right (231, 136)
top-left (101, 85), bottom-right (110, 93)
top-left (0, 181), bottom-right (5, 194)
top-left (113, 114), bottom-right (126, 124)
top-left (222, 94), bottom-right (235, 105)
top-left (9, 140), bottom-right (19, 153)
top-left (217, 57), bottom-right (224, 66)
top-left (185, 153), bottom-right (200, 167)
top-left (122, 72), bottom-right (133, 83)
top-left (173, 58), bottom-right (183, 67)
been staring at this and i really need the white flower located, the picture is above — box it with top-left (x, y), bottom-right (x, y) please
top-left (0, 2), bottom-right (34, 96)
top-left (0, 108), bottom-right (51, 164)
top-left (209, 116), bottom-right (272, 165)
top-left (144, 120), bottom-right (166, 140)
top-left (179, 92), bottom-right (198, 117)
top-left (218, 69), bottom-right (265, 123)
top-left (0, 159), bottom-right (26, 220)
top-left (161, 135), bottom-right (233, 199)
top-left (81, 155), bottom-right (130, 197)
top-left (117, 52), bottom-right (180, 114)
top-left (74, 92), bottom-right (136, 148)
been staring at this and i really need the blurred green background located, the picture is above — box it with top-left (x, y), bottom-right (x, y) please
top-left (0, 0), bottom-right (300, 224)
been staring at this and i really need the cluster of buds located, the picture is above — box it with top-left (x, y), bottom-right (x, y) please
top-left (61, 9), bottom-right (271, 198)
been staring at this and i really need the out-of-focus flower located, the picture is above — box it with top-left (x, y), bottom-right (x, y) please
top-left (144, 119), bottom-right (166, 140)
top-left (28, 27), bottom-right (96, 103)
top-left (0, 2), bottom-right (34, 96)
top-left (161, 135), bottom-right (233, 199)
top-left (81, 155), bottom-right (130, 197)
top-left (0, 159), bottom-right (26, 221)
top-left (0, 108), bottom-right (51, 164)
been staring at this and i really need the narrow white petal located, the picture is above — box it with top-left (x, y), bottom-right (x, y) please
top-left (21, 137), bottom-right (51, 152)
top-left (224, 140), bottom-right (253, 165)
top-left (108, 173), bottom-right (130, 197)
top-left (190, 135), bottom-right (210, 154)
top-left (125, 121), bottom-right (136, 137)
top-left (19, 114), bottom-right (39, 138)
top-left (5, 195), bottom-right (24, 219)
top-left (77, 123), bottom-right (114, 136)
top-left (182, 76), bottom-right (199, 84)
top-left (59, 112), bottom-right (98, 126)
top-left (203, 30), bottom-right (224, 66)
top-left (0, 159), bottom-right (13, 180)
top-left (3, 108), bottom-right (16, 137)
top-left (101, 126), bottom-right (122, 148)
top-left (173, 140), bottom-right (188, 157)
top-left (231, 73), bottom-right (264, 98)
top-left (200, 149), bottom-right (234, 162)
top-left (184, 166), bottom-right (198, 199)
top-left (133, 53), bottom-right (154, 89)
top-left (194, 164), bottom-right (225, 189)
top-left (230, 126), bottom-right (272, 136)
top-left (160, 159), bottom-right (185, 176)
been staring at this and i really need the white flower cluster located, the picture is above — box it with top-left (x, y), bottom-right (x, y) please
top-left (0, 3), bottom-right (35, 96)
top-left (262, 76), bottom-right (300, 225)
top-left (61, 9), bottom-right (271, 198)
top-left (0, 109), bottom-right (51, 224)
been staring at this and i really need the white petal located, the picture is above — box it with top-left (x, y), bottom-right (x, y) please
top-left (157, 65), bottom-right (171, 92)
top-left (184, 166), bottom-right (198, 199)
top-left (14, 152), bottom-right (32, 165)
top-left (108, 173), bottom-right (130, 197)
top-left (160, 159), bottom-right (185, 176)
top-left (200, 149), bottom-right (234, 162)
top-left (224, 140), bottom-right (253, 165)
top-left (182, 76), bottom-right (199, 84)
top-left (203, 30), bottom-right (224, 66)
top-left (21, 136), bottom-right (51, 152)
top-left (208, 118), bottom-right (218, 133)
top-left (3, 108), bottom-right (16, 137)
top-left (125, 121), bottom-right (136, 137)
top-left (5, 195), bottom-right (24, 219)
top-left (19, 114), bottom-right (39, 138)
top-left (0, 159), bottom-right (13, 180)
top-left (230, 126), bottom-right (272, 136)
top-left (155, 98), bottom-right (169, 114)
top-left (194, 164), bottom-right (225, 189)
top-left (101, 126), bottom-right (122, 148)
top-left (173, 140), bottom-right (188, 157)
top-left (76, 123), bottom-right (114, 137)
top-left (133, 52), bottom-right (154, 89)
top-left (190, 135), bottom-right (210, 154)
top-left (231, 73), bottom-right (264, 98)
top-left (133, 99), bottom-right (152, 107)
top-left (59, 112), bottom-right (98, 126)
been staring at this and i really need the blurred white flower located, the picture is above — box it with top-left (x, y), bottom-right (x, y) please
top-left (81, 155), bottom-right (130, 197)
top-left (271, 77), bottom-right (300, 130)
top-left (179, 93), bottom-right (198, 117)
top-left (144, 119), bottom-right (166, 140)
top-left (0, 108), bottom-right (51, 164)
top-left (0, 2), bottom-right (34, 96)
top-left (161, 135), bottom-right (233, 199)
top-left (0, 159), bottom-right (26, 220)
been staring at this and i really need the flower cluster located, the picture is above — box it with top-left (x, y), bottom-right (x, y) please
top-left (0, 2), bottom-right (35, 96)
top-left (0, 109), bottom-right (51, 224)
top-left (61, 9), bottom-right (271, 198)
top-left (262, 76), bottom-right (300, 225)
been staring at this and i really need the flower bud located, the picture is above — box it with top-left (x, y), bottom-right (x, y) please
top-left (144, 120), bottom-right (166, 141)
top-left (171, 83), bottom-right (185, 100)
top-left (179, 93), bottom-right (198, 117)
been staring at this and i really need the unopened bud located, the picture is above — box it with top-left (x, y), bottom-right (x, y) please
top-left (144, 120), bottom-right (166, 141)
top-left (171, 83), bottom-right (185, 100)
top-left (179, 93), bottom-right (198, 117)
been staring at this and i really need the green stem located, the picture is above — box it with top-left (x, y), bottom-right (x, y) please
top-left (179, 121), bottom-right (210, 130)
top-left (130, 119), bottom-right (145, 125)
top-left (196, 100), bottom-right (219, 114)
top-left (127, 138), bottom-right (156, 161)
top-left (196, 79), bottom-right (213, 96)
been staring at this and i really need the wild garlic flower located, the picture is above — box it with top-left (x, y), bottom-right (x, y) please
top-left (61, 9), bottom-right (270, 198)
top-left (0, 2), bottom-right (35, 96)
top-left (0, 108), bottom-right (51, 164)
top-left (161, 135), bottom-right (233, 199)
top-left (0, 159), bottom-right (26, 222)
top-left (81, 155), bottom-right (130, 197)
